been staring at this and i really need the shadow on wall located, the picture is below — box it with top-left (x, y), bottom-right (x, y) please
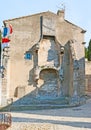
top-left (0, 40), bottom-right (86, 112)
top-left (64, 40), bottom-right (85, 97)
top-left (14, 68), bottom-right (35, 97)
top-left (85, 74), bottom-right (91, 94)
top-left (38, 69), bottom-right (59, 98)
top-left (1, 59), bottom-right (86, 112)
top-left (12, 68), bottom-right (68, 107)
top-left (28, 68), bottom-right (34, 86)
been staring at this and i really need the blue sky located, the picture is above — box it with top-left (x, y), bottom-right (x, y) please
top-left (0, 0), bottom-right (91, 47)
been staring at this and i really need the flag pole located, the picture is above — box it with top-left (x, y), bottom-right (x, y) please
top-left (0, 29), bottom-right (2, 106)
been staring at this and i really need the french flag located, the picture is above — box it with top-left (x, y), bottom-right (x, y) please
top-left (2, 42), bottom-right (10, 49)
top-left (2, 37), bottom-right (10, 43)
top-left (1, 37), bottom-right (10, 49)
top-left (3, 24), bottom-right (13, 37)
top-left (9, 24), bottom-right (13, 34)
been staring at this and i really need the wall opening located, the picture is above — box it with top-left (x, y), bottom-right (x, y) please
top-left (38, 69), bottom-right (59, 98)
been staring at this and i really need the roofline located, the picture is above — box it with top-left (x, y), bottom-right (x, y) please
top-left (65, 19), bottom-right (86, 33)
top-left (3, 11), bottom-right (86, 33)
top-left (3, 11), bottom-right (57, 23)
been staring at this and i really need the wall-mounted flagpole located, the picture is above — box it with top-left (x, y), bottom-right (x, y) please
top-left (0, 23), bottom-right (13, 106)
top-left (0, 29), bottom-right (2, 106)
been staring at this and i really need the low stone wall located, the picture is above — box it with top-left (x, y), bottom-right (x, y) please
top-left (85, 61), bottom-right (91, 94)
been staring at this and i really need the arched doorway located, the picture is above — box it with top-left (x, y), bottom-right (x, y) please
top-left (38, 69), bottom-right (59, 99)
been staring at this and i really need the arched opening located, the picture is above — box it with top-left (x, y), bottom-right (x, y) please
top-left (38, 69), bottom-right (59, 98)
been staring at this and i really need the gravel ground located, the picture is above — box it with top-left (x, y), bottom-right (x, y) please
top-left (7, 99), bottom-right (91, 130)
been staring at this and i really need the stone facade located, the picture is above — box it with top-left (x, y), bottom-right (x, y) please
top-left (85, 61), bottom-right (91, 95)
top-left (0, 10), bottom-right (86, 107)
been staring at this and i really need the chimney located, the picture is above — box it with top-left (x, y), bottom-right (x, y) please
top-left (57, 10), bottom-right (65, 20)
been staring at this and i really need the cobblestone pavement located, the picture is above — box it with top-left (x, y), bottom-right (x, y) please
top-left (7, 99), bottom-right (91, 130)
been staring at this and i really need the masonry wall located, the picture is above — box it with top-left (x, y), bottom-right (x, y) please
top-left (3, 11), bottom-right (85, 101)
top-left (85, 61), bottom-right (91, 94)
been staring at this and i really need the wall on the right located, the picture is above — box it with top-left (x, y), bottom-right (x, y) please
top-left (85, 61), bottom-right (91, 95)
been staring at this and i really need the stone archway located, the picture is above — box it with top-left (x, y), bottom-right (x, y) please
top-left (38, 69), bottom-right (58, 98)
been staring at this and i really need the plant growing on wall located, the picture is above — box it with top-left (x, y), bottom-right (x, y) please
top-left (87, 39), bottom-right (91, 61)
top-left (85, 47), bottom-right (88, 59)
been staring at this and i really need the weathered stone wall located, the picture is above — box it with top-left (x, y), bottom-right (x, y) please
top-left (38, 38), bottom-right (59, 67)
top-left (63, 42), bottom-right (73, 97)
top-left (38, 69), bottom-right (58, 98)
top-left (1, 10), bottom-right (85, 105)
top-left (85, 61), bottom-right (91, 94)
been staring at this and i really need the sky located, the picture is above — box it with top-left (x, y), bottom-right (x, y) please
top-left (0, 0), bottom-right (91, 47)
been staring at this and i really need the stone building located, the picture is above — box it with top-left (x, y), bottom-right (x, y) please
top-left (85, 61), bottom-right (91, 95)
top-left (0, 10), bottom-right (86, 107)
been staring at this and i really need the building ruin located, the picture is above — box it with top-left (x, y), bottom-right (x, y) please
top-left (0, 10), bottom-right (86, 108)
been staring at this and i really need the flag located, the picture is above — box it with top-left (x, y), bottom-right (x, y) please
top-left (3, 24), bottom-right (13, 37)
top-left (2, 42), bottom-right (9, 49)
top-left (1, 24), bottom-right (13, 49)
top-left (2, 37), bottom-right (10, 43)
top-left (3, 27), bottom-right (9, 37)
top-left (9, 24), bottom-right (13, 34)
